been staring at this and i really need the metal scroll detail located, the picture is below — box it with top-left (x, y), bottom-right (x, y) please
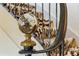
top-left (19, 3), bottom-right (67, 54)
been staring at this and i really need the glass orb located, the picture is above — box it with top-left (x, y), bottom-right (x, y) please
top-left (18, 12), bottom-right (37, 34)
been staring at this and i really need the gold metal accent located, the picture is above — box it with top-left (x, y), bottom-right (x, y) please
top-left (21, 34), bottom-right (36, 47)
top-left (21, 39), bottom-right (36, 47)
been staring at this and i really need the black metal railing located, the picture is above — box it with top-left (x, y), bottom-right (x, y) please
top-left (1, 3), bottom-right (67, 56)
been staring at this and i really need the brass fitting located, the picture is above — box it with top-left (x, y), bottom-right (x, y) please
top-left (21, 34), bottom-right (36, 47)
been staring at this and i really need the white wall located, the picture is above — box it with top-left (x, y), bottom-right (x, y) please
top-left (67, 3), bottom-right (79, 36)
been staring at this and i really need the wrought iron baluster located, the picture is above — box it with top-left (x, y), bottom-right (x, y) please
top-left (28, 3), bottom-right (29, 12)
top-left (35, 3), bottom-right (36, 16)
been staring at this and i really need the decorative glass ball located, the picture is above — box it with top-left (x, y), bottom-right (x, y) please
top-left (18, 12), bottom-right (37, 34)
